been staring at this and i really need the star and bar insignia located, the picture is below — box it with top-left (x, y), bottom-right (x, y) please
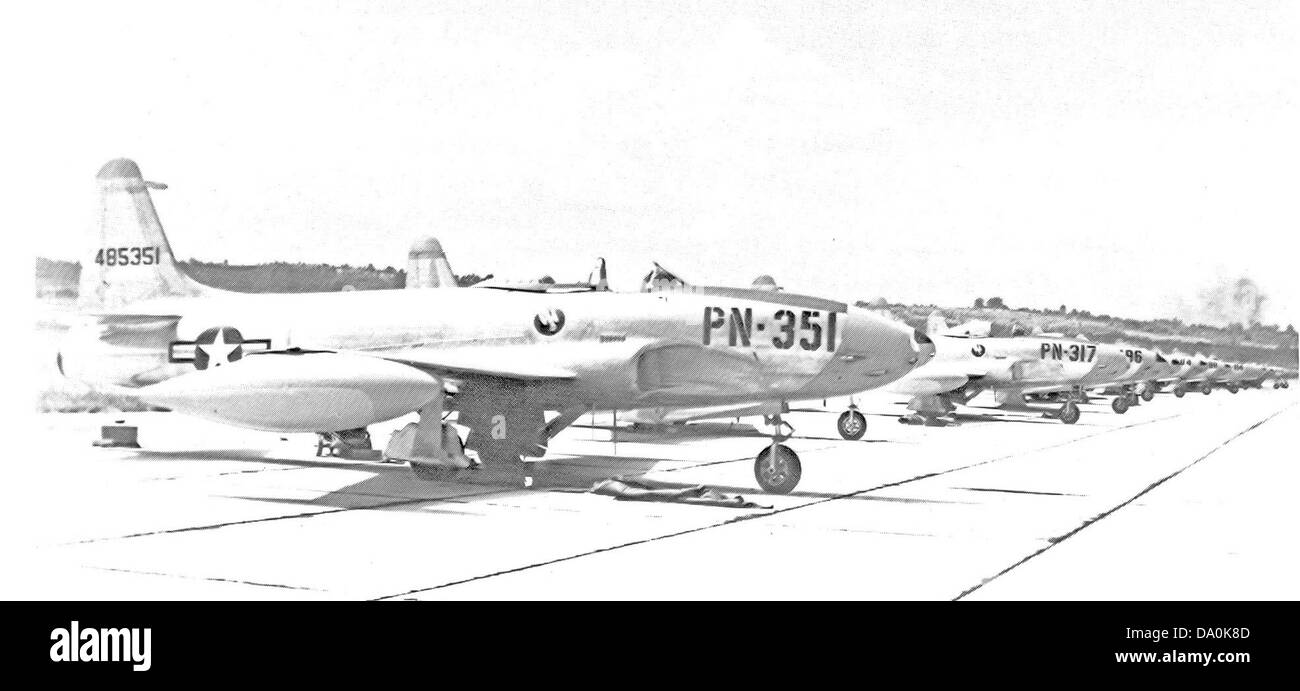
top-left (169, 326), bottom-right (271, 370)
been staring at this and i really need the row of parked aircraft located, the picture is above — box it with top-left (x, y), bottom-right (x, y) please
top-left (56, 160), bottom-right (1296, 495)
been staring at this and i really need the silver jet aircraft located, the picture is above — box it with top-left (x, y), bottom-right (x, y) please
top-left (887, 316), bottom-right (1128, 425)
top-left (57, 159), bottom-right (931, 494)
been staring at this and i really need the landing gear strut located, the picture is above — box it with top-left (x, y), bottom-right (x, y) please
top-left (1047, 387), bottom-right (1082, 424)
top-left (754, 411), bottom-right (801, 494)
top-left (837, 405), bottom-right (867, 440)
top-left (385, 387), bottom-right (479, 475)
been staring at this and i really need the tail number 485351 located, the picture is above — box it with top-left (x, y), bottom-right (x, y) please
top-left (95, 246), bottom-right (160, 266)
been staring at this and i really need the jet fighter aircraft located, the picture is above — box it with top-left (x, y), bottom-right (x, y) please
top-left (57, 159), bottom-right (931, 494)
top-left (887, 315), bottom-right (1128, 425)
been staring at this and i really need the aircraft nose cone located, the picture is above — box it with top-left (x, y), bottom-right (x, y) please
top-left (912, 328), bottom-right (937, 365)
top-left (837, 308), bottom-right (927, 380)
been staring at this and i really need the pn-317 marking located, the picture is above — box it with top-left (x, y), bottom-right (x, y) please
top-left (1040, 342), bottom-right (1096, 362)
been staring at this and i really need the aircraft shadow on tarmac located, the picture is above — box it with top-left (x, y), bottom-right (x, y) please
top-left (124, 445), bottom-right (971, 513)
top-left (128, 447), bottom-right (740, 512)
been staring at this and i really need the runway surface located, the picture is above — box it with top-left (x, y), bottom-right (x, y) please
top-left (4, 389), bottom-right (1294, 600)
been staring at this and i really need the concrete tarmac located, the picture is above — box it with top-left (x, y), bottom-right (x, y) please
top-left (3, 389), bottom-right (1293, 600)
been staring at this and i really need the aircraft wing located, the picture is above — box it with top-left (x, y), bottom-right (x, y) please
top-left (358, 347), bottom-right (577, 382)
top-left (890, 361), bottom-right (1000, 396)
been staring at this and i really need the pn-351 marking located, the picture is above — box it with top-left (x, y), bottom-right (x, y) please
top-left (704, 307), bottom-right (839, 352)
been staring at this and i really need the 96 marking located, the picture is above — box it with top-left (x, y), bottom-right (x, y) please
top-left (95, 246), bottom-right (159, 266)
top-left (704, 306), bottom-right (838, 353)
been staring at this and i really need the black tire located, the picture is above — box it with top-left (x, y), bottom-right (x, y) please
top-left (754, 444), bottom-right (802, 494)
top-left (1201, 384), bottom-right (1212, 395)
top-left (1059, 402), bottom-right (1081, 425)
top-left (837, 409), bottom-right (867, 440)
top-left (1111, 397), bottom-right (1129, 414)
top-left (1228, 384), bottom-right (1239, 394)
top-left (1174, 387), bottom-right (1185, 398)
top-left (1140, 388), bottom-right (1154, 402)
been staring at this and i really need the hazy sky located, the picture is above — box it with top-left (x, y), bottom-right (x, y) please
top-left (11, 0), bottom-right (1299, 325)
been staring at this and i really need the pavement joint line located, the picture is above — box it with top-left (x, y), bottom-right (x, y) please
top-left (148, 465), bottom-right (310, 482)
top-left (86, 565), bottom-right (323, 592)
top-left (56, 487), bottom-right (515, 548)
top-left (370, 407), bottom-right (1191, 600)
top-left (955, 487), bottom-right (1083, 497)
top-left (951, 401), bottom-right (1295, 601)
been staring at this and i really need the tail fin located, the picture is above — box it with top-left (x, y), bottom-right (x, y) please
top-left (588, 257), bottom-right (609, 291)
top-left (925, 310), bottom-right (948, 337)
top-left (79, 159), bottom-right (207, 310)
top-left (406, 236), bottom-right (459, 289)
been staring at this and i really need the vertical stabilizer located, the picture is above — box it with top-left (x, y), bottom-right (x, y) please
top-left (78, 159), bottom-right (207, 310)
top-left (925, 310), bottom-right (948, 336)
top-left (406, 236), bottom-right (459, 288)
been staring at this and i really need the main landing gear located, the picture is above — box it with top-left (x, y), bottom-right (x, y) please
top-left (754, 411), bottom-right (801, 495)
top-left (385, 387), bottom-right (479, 476)
top-left (1041, 387), bottom-right (1082, 424)
top-left (1111, 387), bottom-right (1140, 415)
top-left (316, 428), bottom-right (380, 459)
top-left (837, 405), bottom-right (867, 440)
top-left (899, 393), bottom-right (959, 426)
top-left (1174, 384), bottom-right (1187, 398)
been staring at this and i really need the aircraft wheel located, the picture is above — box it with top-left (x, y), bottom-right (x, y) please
top-left (1140, 388), bottom-right (1154, 402)
top-left (754, 444), bottom-right (802, 494)
top-left (837, 409), bottom-right (867, 440)
top-left (1059, 402), bottom-right (1081, 425)
top-left (1111, 397), bottom-right (1129, 414)
top-left (1174, 386), bottom-right (1185, 398)
top-left (1228, 384), bottom-right (1239, 394)
top-left (1201, 384), bottom-right (1212, 395)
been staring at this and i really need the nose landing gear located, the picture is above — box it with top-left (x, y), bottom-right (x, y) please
top-left (754, 410), bottom-right (801, 495)
top-left (837, 405), bottom-right (867, 440)
top-left (1058, 401), bottom-right (1081, 424)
